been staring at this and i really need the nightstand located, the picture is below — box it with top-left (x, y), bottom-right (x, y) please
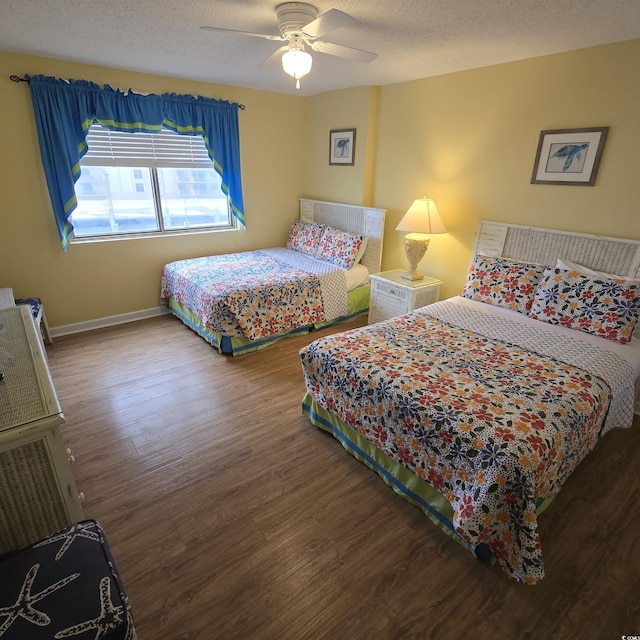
top-left (369, 269), bottom-right (443, 323)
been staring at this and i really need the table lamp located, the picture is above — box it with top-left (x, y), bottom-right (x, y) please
top-left (395, 197), bottom-right (447, 280)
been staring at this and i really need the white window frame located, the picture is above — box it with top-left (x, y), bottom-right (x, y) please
top-left (71, 125), bottom-right (236, 241)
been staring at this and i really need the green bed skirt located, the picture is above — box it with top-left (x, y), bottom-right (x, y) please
top-left (302, 393), bottom-right (556, 560)
top-left (313, 284), bottom-right (370, 330)
top-left (166, 284), bottom-right (370, 356)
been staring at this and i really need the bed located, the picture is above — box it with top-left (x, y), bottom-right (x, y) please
top-left (160, 199), bottom-right (385, 355)
top-left (300, 220), bottom-right (640, 584)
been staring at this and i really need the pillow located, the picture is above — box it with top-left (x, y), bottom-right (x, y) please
top-left (354, 236), bottom-right (369, 265)
top-left (476, 248), bottom-right (501, 258)
top-left (286, 219), bottom-right (325, 256)
top-left (316, 226), bottom-right (365, 270)
top-left (528, 267), bottom-right (640, 344)
top-left (461, 254), bottom-right (546, 314)
top-left (556, 258), bottom-right (636, 282)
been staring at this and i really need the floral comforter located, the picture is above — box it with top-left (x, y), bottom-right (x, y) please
top-left (299, 300), bottom-right (635, 583)
top-left (160, 248), bottom-right (348, 341)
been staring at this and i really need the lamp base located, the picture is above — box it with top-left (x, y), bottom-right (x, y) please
top-left (401, 271), bottom-right (425, 281)
top-left (402, 235), bottom-right (429, 282)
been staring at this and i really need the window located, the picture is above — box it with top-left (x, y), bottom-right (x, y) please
top-left (70, 126), bottom-right (234, 238)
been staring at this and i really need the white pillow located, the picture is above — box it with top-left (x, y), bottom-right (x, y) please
top-left (354, 236), bottom-right (368, 265)
top-left (476, 248), bottom-right (501, 258)
top-left (556, 258), bottom-right (637, 282)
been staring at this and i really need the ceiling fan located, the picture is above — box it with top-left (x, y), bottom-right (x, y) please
top-left (201, 2), bottom-right (377, 89)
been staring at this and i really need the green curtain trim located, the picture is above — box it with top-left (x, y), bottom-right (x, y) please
top-left (96, 119), bottom-right (163, 133)
top-left (63, 194), bottom-right (77, 213)
top-left (61, 220), bottom-right (74, 251)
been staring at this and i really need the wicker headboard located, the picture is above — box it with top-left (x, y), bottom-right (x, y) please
top-left (472, 220), bottom-right (640, 278)
top-left (473, 220), bottom-right (640, 416)
top-left (299, 198), bottom-right (386, 273)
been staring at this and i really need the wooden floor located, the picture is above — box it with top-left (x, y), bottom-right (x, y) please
top-left (46, 315), bottom-right (640, 640)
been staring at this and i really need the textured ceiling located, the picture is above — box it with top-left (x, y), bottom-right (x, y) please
top-left (2, 0), bottom-right (640, 96)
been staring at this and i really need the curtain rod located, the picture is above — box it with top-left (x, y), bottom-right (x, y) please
top-left (9, 75), bottom-right (246, 110)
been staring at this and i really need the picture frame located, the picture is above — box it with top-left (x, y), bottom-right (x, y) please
top-left (329, 128), bottom-right (356, 166)
top-left (530, 127), bottom-right (608, 186)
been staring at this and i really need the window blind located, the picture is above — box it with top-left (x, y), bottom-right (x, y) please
top-left (82, 126), bottom-right (214, 169)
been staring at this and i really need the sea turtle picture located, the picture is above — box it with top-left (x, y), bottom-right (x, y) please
top-left (548, 142), bottom-right (589, 172)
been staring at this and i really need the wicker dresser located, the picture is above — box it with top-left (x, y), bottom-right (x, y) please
top-left (0, 305), bottom-right (84, 555)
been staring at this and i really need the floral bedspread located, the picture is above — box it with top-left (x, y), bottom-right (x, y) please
top-left (299, 300), bottom-right (635, 583)
top-left (160, 248), bottom-right (347, 341)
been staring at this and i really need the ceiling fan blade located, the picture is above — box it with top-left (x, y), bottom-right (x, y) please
top-left (302, 8), bottom-right (354, 39)
top-left (259, 45), bottom-right (288, 68)
top-left (200, 26), bottom-right (285, 42)
top-left (311, 41), bottom-right (377, 63)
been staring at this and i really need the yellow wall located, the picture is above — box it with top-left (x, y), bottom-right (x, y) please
top-left (372, 39), bottom-right (640, 298)
top-left (2, 39), bottom-right (639, 328)
top-left (301, 85), bottom-right (378, 206)
top-left (0, 51), bottom-right (306, 326)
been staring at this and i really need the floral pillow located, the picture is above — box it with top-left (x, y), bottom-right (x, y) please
top-left (286, 219), bottom-right (325, 256)
top-left (316, 226), bottom-right (365, 270)
top-left (528, 268), bottom-right (640, 344)
top-left (461, 254), bottom-right (546, 314)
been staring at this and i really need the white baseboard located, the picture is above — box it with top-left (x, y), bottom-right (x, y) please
top-left (51, 306), bottom-right (171, 338)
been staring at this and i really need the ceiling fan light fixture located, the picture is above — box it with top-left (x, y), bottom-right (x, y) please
top-left (281, 48), bottom-right (312, 89)
top-left (201, 3), bottom-right (376, 89)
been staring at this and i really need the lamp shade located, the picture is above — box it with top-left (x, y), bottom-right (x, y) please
top-left (396, 197), bottom-right (447, 234)
top-left (281, 49), bottom-right (313, 80)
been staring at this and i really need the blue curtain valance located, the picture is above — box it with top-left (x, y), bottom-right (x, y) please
top-left (26, 74), bottom-right (245, 250)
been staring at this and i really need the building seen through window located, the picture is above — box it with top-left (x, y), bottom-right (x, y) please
top-left (70, 127), bottom-right (234, 238)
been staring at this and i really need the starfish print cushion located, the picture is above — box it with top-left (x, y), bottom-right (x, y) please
top-left (0, 520), bottom-right (135, 639)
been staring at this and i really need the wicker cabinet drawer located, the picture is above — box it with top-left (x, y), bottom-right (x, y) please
top-left (369, 291), bottom-right (409, 323)
top-left (368, 270), bottom-right (443, 323)
top-left (0, 306), bottom-right (84, 555)
top-left (371, 279), bottom-right (410, 302)
top-left (0, 423), bottom-right (84, 555)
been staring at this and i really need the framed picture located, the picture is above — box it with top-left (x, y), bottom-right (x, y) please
top-left (531, 127), bottom-right (608, 186)
top-left (329, 128), bottom-right (356, 166)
